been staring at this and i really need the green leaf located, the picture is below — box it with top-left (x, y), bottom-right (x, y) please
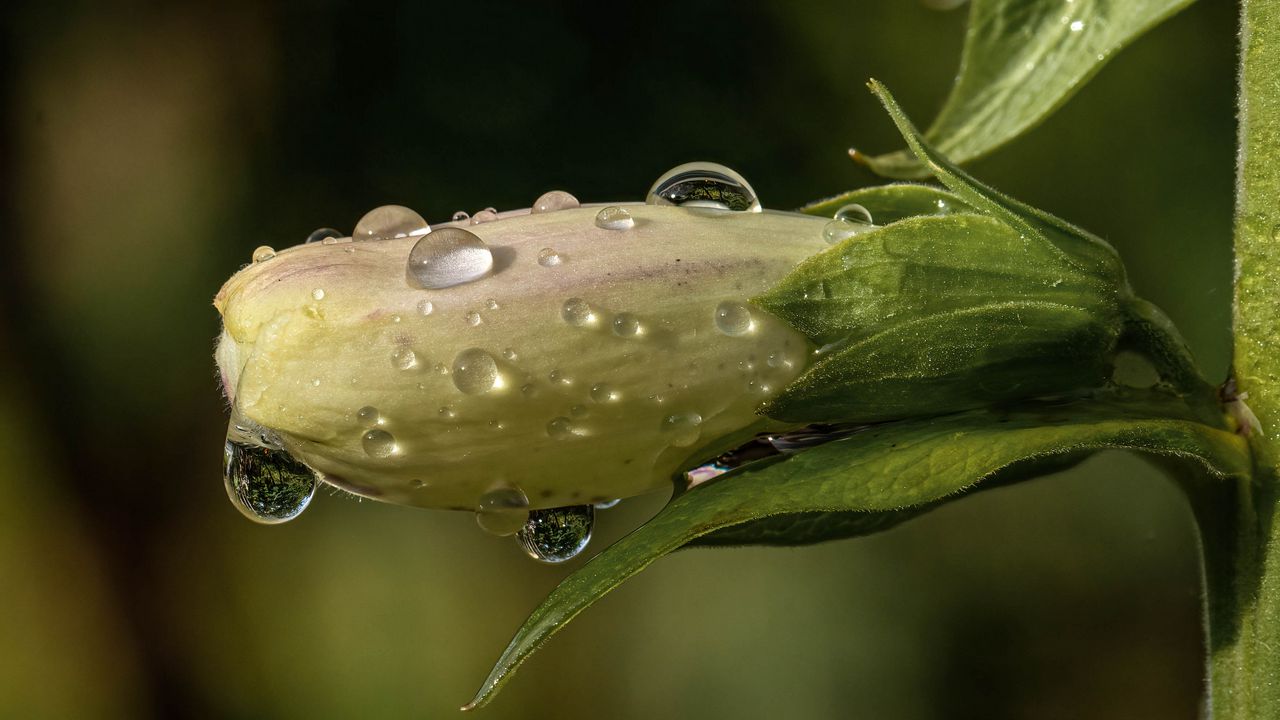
top-left (800, 183), bottom-right (972, 224)
top-left (858, 0), bottom-right (1197, 178)
top-left (465, 396), bottom-right (1248, 709)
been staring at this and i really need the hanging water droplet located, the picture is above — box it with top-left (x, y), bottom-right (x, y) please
top-left (538, 248), bottom-right (564, 267)
top-left (475, 485), bottom-right (530, 536)
top-left (562, 298), bottom-right (596, 327)
top-left (612, 312), bottom-right (640, 337)
top-left (353, 205), bottom-right (429, 241)
top-left (306, 228), bottom-right (343, 244)
top-left (470, 207), bottom-right (499, 225)
top-left (593, 498), bottom-right (621, 510)
top-left (822, 203), bottom-right (876, 245)
top-left (361, 428), bottom-right (397, 457)
top-left (452, 210), bottom-right (470, 222)
top-left (531, 190), bottom-right (580, 214)
top-left (252, 246), bottom-right (276, 263)
top-left (594, 206), bottom-right (634, 230)
top-left (516, 505), bottom-right (594, 563)
top-left (223, 420), bottom-right (316, 524)
top-left (714, 301), bottom-right (754, 336)
top-left (417, 299), bottom-right (435, 316)
top-left (663, 411), bottom-right (703, 447)
top-left (452, 348), bottom-right (499, 394)
top-left (391, 347), bottom-right (418, 370)
top-left (646, 162), bottom-right (761, 212)
top-left (356, 405), bottom-right (380, 425)
top-left (590, 383), bottom-right (618, 403)
top-left (406, 227), bottom-right (494, 289)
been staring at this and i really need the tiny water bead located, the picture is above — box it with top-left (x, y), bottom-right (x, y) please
top-left (406, 227), bottom-right (494, 289)
top-left (502, 348), bottom-right (518, 361)
top-left (822, 203), bottom-right (876, 245)
top-left (589, 383), bottom-right (618, 403)
top-left (452, 348), bottom-right (499, 395)
top-left (475, 486), bottom-right (530, 537)
top-left (361, 428), bottom-right (397, 458)
top-left (516, 505), bottom-right (595, 563)
top-left (353, 205), bottom-right (429, 241)
top-left (647, 162), bottom-right (761, 212)
top-left (252, 246), bottom-right (276, 263)
top-left (438, 406), bottom-right (457, 419)
top-left (465, 310), bottom-right (484, 327)
top-left (356, 405), bottom-right (380, 425)
top-left (223, 424), bottom-right (317, 524)
top-left (305, 227), bottom-right (343, 244)
top-left (417, 299), bottom-right (435, 316)
top-left (451, 210), bottom-right (470, 222)
top-left (714, 301), bottom-right (754, 336)
top-left (486, 298), bottom-right (500, 310)
top-left (594, 206), bottom-right (634, 230)
top-left (311, 288), bottom-right (325, 301)
top-left (470, 207), bottom-right (499, 225)
top-left (531, 190), bottom-right (580, 214)
top-left (663, 411), bottom-right (703, 447)
top-left (593, 498), bottom-right (621, 510)
top-left (537, 248), bottom-right (564, 267)
top-left (612, 312), bottom-right (640, 337)
top-left (546, 416), bottom-right (577, 438)
top-left (561, 298), bottom-right (595, 327)
top-left (390, 347), bottom-right (418, 370)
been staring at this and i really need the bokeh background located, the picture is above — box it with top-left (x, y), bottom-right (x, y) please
top-left (1, 1), bottom-right (1237, 717)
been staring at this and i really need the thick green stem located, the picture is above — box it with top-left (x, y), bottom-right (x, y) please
top-left (1203, 1), bottom-right (1280, 717)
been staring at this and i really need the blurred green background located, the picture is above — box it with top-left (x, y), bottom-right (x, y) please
top-left (1, 1), bottom-right (1236, 717)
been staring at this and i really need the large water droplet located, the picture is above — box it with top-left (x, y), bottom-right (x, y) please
top-left (537, 248), bottom-right (564, 267)
top-left (822, 203), bottom-right (875, 244)
top-left (452, 348), bottom-right (499, 394)
top-left (646, 162), bottom-right (761, 212)
top-left (594, 206), bottom-right (634, 230)
top-left (475, 486), bottom-right (530, 536)
top-left (531, 190), bottom-right (580, 214)
top-left (612, 312), bottom-right (640, 337)
top-left (306, 228), bottom-right (343, 244)
top-left (356, 406), bottom-right (380, 425)
top-left (663, 412), bottom-right (703, 447)
top-left (354, 205), bottom-right (429, 241)
top-left (406, 227), bottom-right (494, 289)
top-left (562, 298), bottom-right (596, 327)
top-left (362, 428), bottom-right (397, 457)
top-left (223, 417), bottom-right (316, 524)
top-left (516, 505), bottom-right (594, 563)
top-left (714, 301), bottom-right (754, 336)
top-left (252, 246), bottom-right (276, 263)
top-left (391, 347), bottom-right (418, 370)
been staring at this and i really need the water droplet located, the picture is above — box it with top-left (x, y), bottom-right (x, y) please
top-left (646, 162), bottom-right (761, 212)
top-left (390, 347), bottom-right (418, 370)
top-left (406, 227), bottom-right (494, 289)
top-left (594, 206), bottom-right (635, 230)
top-left (475, 486), bottom-right (530, 536)
top-left (361, 428), bottom-right (397, 457)
top-left (590, 383), bottom-right (618, 403)
top-left (452, 348), bottom-right (499, 394)
top-left (1069, 19), bottom-right (1084, 32)
top-left (562, 298), bottom-right (596, 327)
top-left (546, 416), bottom-right (578, 438)
top-left (538, 248), bottom-right (564, 267)
top-left (434, 362), bottom-right (450, 375)
top-left (223, 421), bottom-right (316, 524)
top-left (767, 351), bottom-right (792, 369)
top-left (714, 301), bottom-right (754, 336)
top-left (409, 478), bottom-right (426, 489)
top-left (306, 228), bottom-right (343, 244)
top-left (502, 348), bottom-right (518, 361)
top-left (486, 298), bottom-right (500, 310)
top-left (438, 406), bottom-right (456, 419)
top-left (390, 314), bottom-right (402, 324)
top-left (465, 310), bottom-right (483, 327)
top-left (612, 312), bottom-right (640, 337)
top-left (311, 288), bottom-right (326, 301)
top-left (517, 505), bottom-right (594, 563)
top-left (252, 246), bottom-right (276, 263)
top-left (835, 203), bottom-right (873, 225)
top-left (822, 203), bottom-right (875, 244)
top-left (417, 299), bottom-right (435, 316)
top-left (452, 210), bottom-right (470, 222)
top-left (548, 369), bottom-right (572, 386)
top-left (311, 378), bottom-right (321, 387)
top-left (470, 207), bottom-right (499, 225)
top-left (353, 205), bottom-right (429, 241)
top-left (593, 498), bottom-right (621, 510)
top-left (356, 406), bottom-right (380, 425)
top-left (531, 190), bottom-right (580, 213)
top-left (570, 404), bottom-right (588, 418)
top-left (663, 412), bottom-right (703, 447)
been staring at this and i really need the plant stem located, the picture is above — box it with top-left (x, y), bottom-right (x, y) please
top-left (1203, 1), bottom-right (1280, 717)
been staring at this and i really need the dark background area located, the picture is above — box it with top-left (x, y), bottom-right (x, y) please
top-left (1, 1), bottom-right (1236, 717)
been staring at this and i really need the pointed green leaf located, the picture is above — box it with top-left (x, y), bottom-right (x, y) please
top-left (800, 183), bottom-right (972, 224)
top-left (858, 0), bottom-right (1197, 178)
top-left (465, 397), bottom-right (1247, 709)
